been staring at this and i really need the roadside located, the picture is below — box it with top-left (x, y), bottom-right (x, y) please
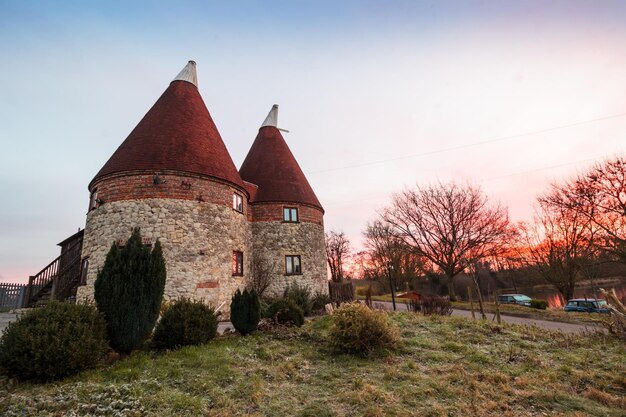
top-left (371, 301), bottom-right (605, 334)
top-left (358, 294), bottom-right (604, 326)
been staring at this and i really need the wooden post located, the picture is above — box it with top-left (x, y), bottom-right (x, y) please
top-left (23, 276), bottom-right (34, 308)
top-left (494, 289), bottom-right (502, 324)
top-left (50, 275), bottom-right (59, 301)
top-left (388, 264), bottom-right (397, 311)
top-left (468, 286), bottom-right (476, 320)
top-left (472, 273), bottom-right (487, 320)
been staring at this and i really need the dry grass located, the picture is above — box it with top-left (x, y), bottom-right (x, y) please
top-left (1, 313), bottom-right (624, 416)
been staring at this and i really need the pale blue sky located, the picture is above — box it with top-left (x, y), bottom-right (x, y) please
top-left (1, 1), bottom-right (626, 281)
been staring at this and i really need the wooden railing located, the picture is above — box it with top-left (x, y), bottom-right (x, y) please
top-left (23, 238), bottom-right (83, 307)
top-left (0, 283), bottom-right (26, 309)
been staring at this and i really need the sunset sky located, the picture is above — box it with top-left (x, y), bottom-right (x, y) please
top-left (1, 1), bottom-right (625, 282)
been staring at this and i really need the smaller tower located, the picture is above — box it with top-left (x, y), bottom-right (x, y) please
top-left (240, 105), bottom-right (327, 295)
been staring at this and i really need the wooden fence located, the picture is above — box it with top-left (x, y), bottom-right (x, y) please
top-left (0, 283), bottom-right (26, 309)
top-left (328, 281), bottom-right (354, 305)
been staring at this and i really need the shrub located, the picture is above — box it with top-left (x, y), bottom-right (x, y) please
top-left (311, 291), bottom-right (331, 314)
top-left (407, 298), bottom-right (420, 312)
top-left (283, 282), bottom-right (313, 316)
top-left (414, 295), bottom-right (452, 316)
top-left (355, 286), bottom-right (369, 296)
top-left (0, 302), bottom-right (108, 381)
top-left (328, 303), bottom-right (399, 355)
top-left (230, 288), bottom-right (261, 335)
top-left (266, 297), bottom-right (305, 326)
top-left (95, 228), bottom-right (166, 353)
top-left (260, 297), bottom-right (274, 319)
top-left (530, 299), bottom-right (548, 310)
top-left (153, 298), bottom-right (218, 349)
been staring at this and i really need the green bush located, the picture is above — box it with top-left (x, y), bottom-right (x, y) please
top-left (95, 228), bottom-right (166, 353)
top-left (328, 303), bottom-right (399, 356)
top-left (283, 282), bottom-right (313, 316)
top-left (355, 286), bottom-right (369, 296)
top-left (153, 298), bottom-right (218, 349)
top-left (230, 288), bottom-right (261, 335)
top-left (311, 291), bottom-right (331, 314)
top-left (530, 299), bottom-right (548, 310)
top-left (260, 297), bottom-right (274, 319)
top-left (266, 297), bottom-right (305, 326)
top-left (0, 302), bottom-right (108, 381)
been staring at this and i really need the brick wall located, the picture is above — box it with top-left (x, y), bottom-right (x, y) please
top-left (90, 171), bottom-right (249, 210)
top-left (250, 202), bottom-right (323, 225)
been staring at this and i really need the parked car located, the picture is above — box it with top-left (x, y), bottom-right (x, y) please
top-left (563, 299), bottom-right (609, 313)
top-left (497, 294), bottom-right (532, 307)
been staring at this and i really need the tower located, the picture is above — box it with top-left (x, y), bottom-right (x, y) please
top-left (240, 105), bottom-right (327, 296)
top-left (77, 61), bottom-right (252, 307)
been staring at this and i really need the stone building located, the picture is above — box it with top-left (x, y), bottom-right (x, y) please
top-left (76, 61), bottom-right (327, 308)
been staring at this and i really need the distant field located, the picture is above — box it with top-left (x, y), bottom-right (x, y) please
top-left (2, 313), bottom-right (624, 416)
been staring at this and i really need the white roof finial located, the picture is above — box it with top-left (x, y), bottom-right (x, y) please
top-left (261, 104), bottom-right (279, 128)
top-left (173, 60), bottom-right (198, 87)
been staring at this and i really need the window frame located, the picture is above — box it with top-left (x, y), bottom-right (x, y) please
top-left (232, 251), bottom-right (244, 276)
top-left (283, 206), bottom-right (299, 223)
top-left (285, 255), bottom-right (302, 275)
top-left (233, 193), bottom-right (244, 213)
top-left (88, 189), bottom-right (99, 211)
top-left (79, 257), bottom-right (89, 285)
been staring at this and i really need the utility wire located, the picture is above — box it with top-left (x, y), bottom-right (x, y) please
top-left (308, 111), bottom-right (626, 175)
top-left (324, 153), bottom-right (618, 207)
top-left (479, 155), bottom-right (607, 183)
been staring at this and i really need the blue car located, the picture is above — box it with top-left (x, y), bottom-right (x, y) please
top-left (563, 298), bottom-right (609, 313)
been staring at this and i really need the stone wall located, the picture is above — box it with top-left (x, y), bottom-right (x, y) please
top-left (76, 196), bottom-right (251, 313)
top-left (251, 209), bottom-right (328, 297)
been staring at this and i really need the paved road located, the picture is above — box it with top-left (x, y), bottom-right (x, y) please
top-left (0, 312), bottom-right (21, 336)
top-left (372, 301), bottom-right (603, 334)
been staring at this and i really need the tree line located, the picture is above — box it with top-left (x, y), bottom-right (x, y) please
top-left (325, 155), bottom-right (626, 302)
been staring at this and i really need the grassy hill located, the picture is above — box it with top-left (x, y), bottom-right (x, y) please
top-left (1, 313), bottom-right (624, 416)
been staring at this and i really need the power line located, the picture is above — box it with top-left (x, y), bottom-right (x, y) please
top-left (324, 153), bottom-right (619, 207)
top-left (308, 111), bottom-right (626, 175)
top-left (479, 155), bottom-right (608, 183)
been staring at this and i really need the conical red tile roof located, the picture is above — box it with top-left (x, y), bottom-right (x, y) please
top-left (90, 62), bottom-right (243, 189)
top-left (239, 114), bottom-right (323, 211)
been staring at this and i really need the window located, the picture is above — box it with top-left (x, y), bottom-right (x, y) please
top-left (232, 251), bottom-right (243, 276)
top-left (283, 207), bottom-right (298, 222)
top-left (233, 193), bottom-right (243, 213)
top-left (88, 189), bottom-right (99, 211)
top-left (79, 258), bottom-right (89, 285)
top-left (285, 255), bottom-right (301, 275)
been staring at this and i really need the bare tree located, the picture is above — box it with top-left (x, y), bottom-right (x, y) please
top-left (381, 182), bottom-right (512, 300)
top-left (545, 156), bottom-right (626, 262)
top-left (363, 220), bottom-right (426, 291)
top-left (518, 196), bottom-right (594, 301)
top-left (247, 251), bottom-right (275, 297)
top-left (325, 230), bottom-right (351, 282)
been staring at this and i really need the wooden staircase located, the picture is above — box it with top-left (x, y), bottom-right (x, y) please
top-left (23, 238), bottom-right (83, 308)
